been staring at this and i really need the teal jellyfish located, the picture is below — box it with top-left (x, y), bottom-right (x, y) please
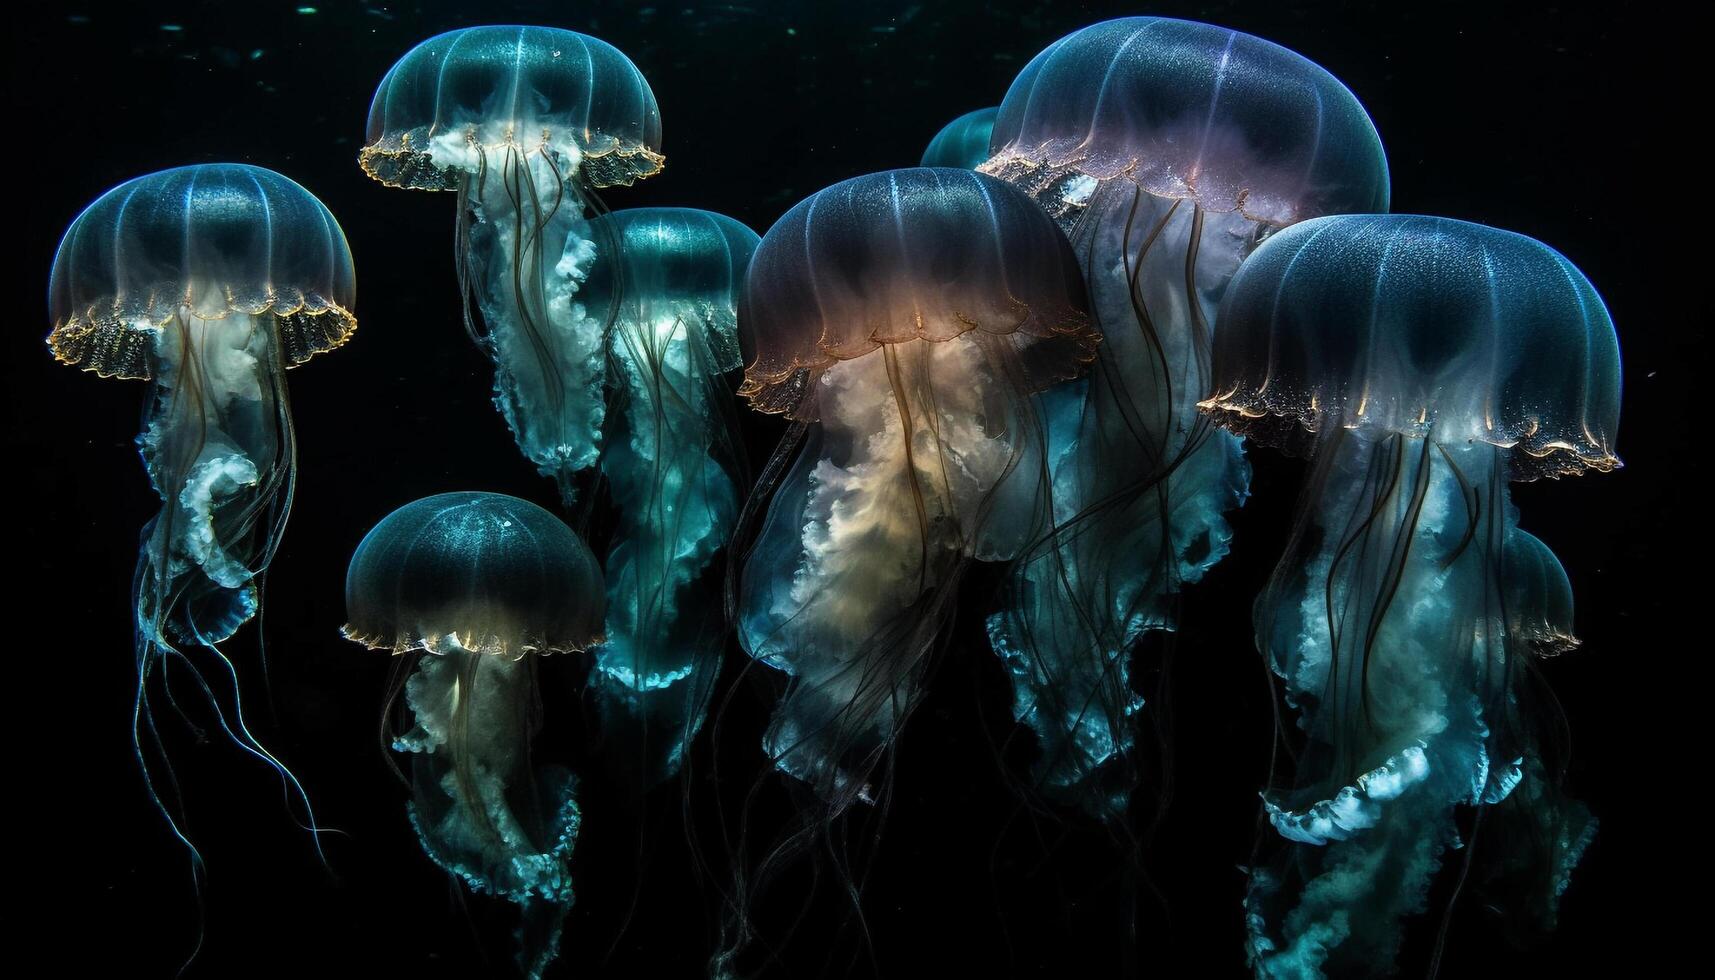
top-left (48, 163), bottom-right (354, 873)
top-left (721, 167), bottom-right (1092, 972)
top-left (1200, 214), bottom-right (1618, 977)
top-left (979, 17), bottom-right (1390, 818)
top-left (1500, 530), bottom-right (1579, 657)
top-left (579, 207), bottom-right (757, 783)
top-left (361, 25), bottom-right (663, 505)
top-left (920, 106), bottom-right (998, 169)
top-left (343, 492), bottom-right (605, 980)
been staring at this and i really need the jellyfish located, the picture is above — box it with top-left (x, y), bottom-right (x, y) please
top-left (1471, 528), bottom-right (1596, 938)
top-left (733, 167), bottom-right (1095, 805)
top-left (720, 165), bottom-right (1092, 968)
top-left (976, 17), bottom-right (1390, 817)
top-left (733, 166), bottom-right (1093, 806)
top-left (1500, 530), bottom-right (1579, 658)
top-left (919, 106), bottom-right (998, 169)
top-left (1198, 214), bottom-right (1619, 976)
top-left (343, 492), bottom-right (605, 980)
top-left (361, 25), bottom-right (662, 505)
top-left (579, 208), bottom-right (757, 783)
top-left (47, 163), bottom-right (354, 868)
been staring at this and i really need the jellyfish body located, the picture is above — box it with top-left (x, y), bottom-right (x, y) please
top-left (579, 208), bottom-right (757, 782)
top-left (735, 167), bottom-right (1095, 807)
top-left (362, 25), bottom-right (662, 504)
top-left (1501, 530), bottom-right (1579, 657)
top-left (919, 107), bottom-right (999, 169)
top-left (978, 17), bottom-right (1390, 817)
top-left (1200, 215), bottom-right (1619, 977)
top-left (48, 163), bottom-right (354, 862)
top-left (344, 493), bottom-right (604, 979)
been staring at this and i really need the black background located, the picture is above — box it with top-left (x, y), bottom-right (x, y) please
top-left (8, 2), bottom-right (1690, 977)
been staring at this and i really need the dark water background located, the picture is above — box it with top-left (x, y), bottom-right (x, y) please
top-left (8, 2), bottom-right (1688, 976)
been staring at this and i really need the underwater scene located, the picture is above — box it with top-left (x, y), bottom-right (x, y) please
top-left (10, 2), bottom-right (1687, 977)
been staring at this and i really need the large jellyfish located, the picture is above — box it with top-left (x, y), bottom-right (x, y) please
top-left (735, 167), bottom-right (1094, 806)
top-left (722, 166), bottom-right (1092, 970)
top-left (579, 207), bottom-right (757, 782)
top-left (919, 106), bottom-right (998, 169)
top-left (976, 17), bottom-right (1391, 817)
top-left (343, 492), bottom-right (605, 980)
top-left (361, 25), bottom-right (662, 505)
top-left (47, 163), bottom-right (354, 867)
top-left (1199, 214), bottom-right (1619, 977)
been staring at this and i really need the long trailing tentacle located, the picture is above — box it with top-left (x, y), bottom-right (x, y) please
top-left (989, 179), bottom-right (1249, 828)
top-left (128, 309), bottom-right (334, 969)
top-left (1248, 425), bottom-right (1591, 977)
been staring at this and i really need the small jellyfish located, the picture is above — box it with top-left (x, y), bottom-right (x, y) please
top-left (343, 492), bottom-right (605, 980)
top-left (48, 163), bottom-right (354, 866)
top-left (1472, 529), bottom-right (1595, 938)
top-left (919, 106), bottom-right (998, 169)
top-left (361, 25), bottom-right (662, 505)
top-left (1200, 214), bottom-right (1619, 977)
top-left (1501, 530), bottom-right (1579, 657)
top-left (978, 17), bottom-right (1390, 817)
top-left (723, 165), bottom-right (1092, 969)
top-left (578, 207), bottom-right (758, 782)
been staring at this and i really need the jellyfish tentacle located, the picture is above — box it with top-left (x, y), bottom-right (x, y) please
top-left (128, 308), bottom-right (327, 875)
top-left (987, 181), bottom-right (1249, 815)
top-left (742, 334), bottom-right (1048, 807)
top-left (459, 144), bottom-right (608, 503)
top-left (594, 299), bottom-right (741, 780)
top-left (150, 627), bottom-right (333, 859)
top-left (1245, 426), bottom-right (1558, 976)
top-left (395, 645), bottom-right (580, 980)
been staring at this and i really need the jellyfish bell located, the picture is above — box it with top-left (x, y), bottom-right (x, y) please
top-left (919, 106), bottom-right (999, 169)
top-left (360, 25), bottom-right (663, 193)
top-left (984, 17), bottom-right (1390, 224)
top-left (579, 207), bottom-right (758, 782)
top-left (978, 16), bottom-right (1390, 818)
top-left (361, 25), bottom-right (662, 504)
top-left (1201, 214), bottom-right (1619, 977)
top-left (1503, 529), bottom-right (1579, 656)
top-left (343, 492), bottom-right (604, 980)
top-left (1202, 214), bottom-right (1621, 472)
top-left (47, 162), bottom-right (353, 870)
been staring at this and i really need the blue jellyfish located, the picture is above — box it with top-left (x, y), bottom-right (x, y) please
top-left (919, 106), bottom-right (998, 169)
top-left (1474, 528), bottom-right (1593, 937)
top-left (1500, 530), bottom-right (1579, 658)
top-left (343, 492), bottom-right (605, 980)
top-left (48, 163), bottom-right (354, 872)
top-left (979, 17), bottom-right (1390, 818)
top-left (1200, 214), bottom-right (1618, 977)
top-left (361, 25), bottom-right (662, 505)
top-left (578, 207), bottom-right (758, 783)
top-left (721, 167), bottom-right (1092, 969)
